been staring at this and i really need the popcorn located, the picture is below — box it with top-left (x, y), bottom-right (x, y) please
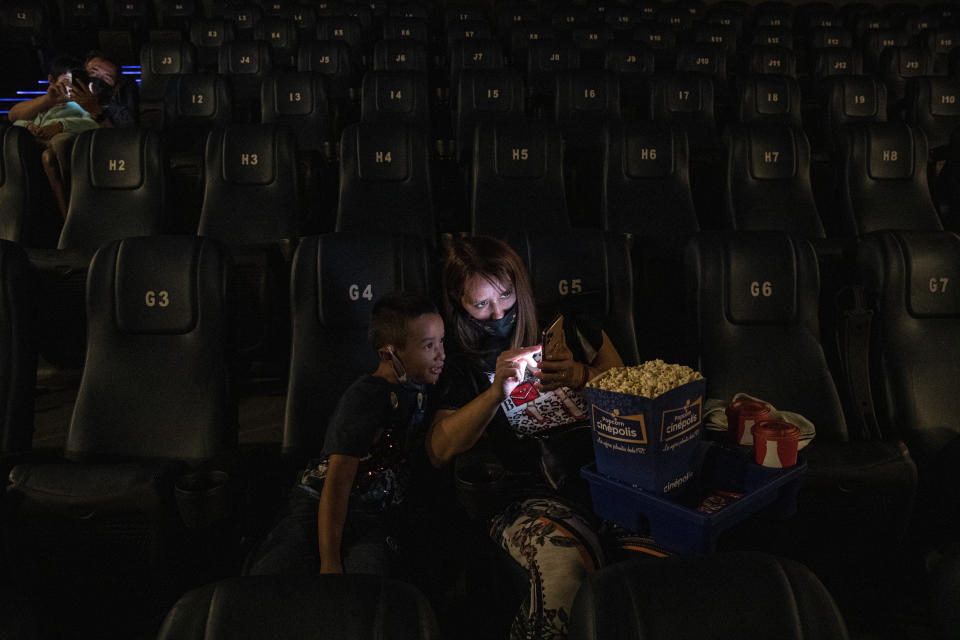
top-left (586, 360), bottom-right (704, 398)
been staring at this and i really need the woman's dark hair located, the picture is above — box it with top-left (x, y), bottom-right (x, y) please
top-left (441, 236), bottom-right (538, 354)
top-left (368, 291), bottom-right (438, 351)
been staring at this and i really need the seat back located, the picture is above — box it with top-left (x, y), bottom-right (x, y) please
top-left (255, 17), bottom-right (299, 68)
top-left (649, 72), bottom-right (718, 151)
top-left (297, 40), bottom-right (357, 101)
top-left (448, 37), bottom-right (504, 100)
top-left (59, 128), bottom-right (167, 253)
top-left (878, 46), bottom-right (939, 106)
top-left (360, 70), bottom-right (431, 131)
top-left (260, 71), bottom-right (333, 156)
top-left (569, 553), bottom-right (849, 640)
top-left (840, 122), bottom-right (942, 237)
top-left (157, 575), bottom-right (439, 639)
top-left (554, 69), bottom-right (620, 152)
top-left (218, 40), bottom-right (273, 121)
top-left (372, 39), bottom-right (429, 72)
top-left (453, 69), bottom-right (526, 166)
top-left (722, 123), bottom-right (824, 238)
top-left (68, 235), bottom-right (235, 460)
top-left (189, 18), bottom-right (237, 71)
top-left (0, 126), bottom-right (56, 248)
top-left (198, 124), bottom-right (300, 245)
top-left (856, 230), bottom-right (960, 465)
top-left (509, 229), bottom-right (639, 365)
top-left (163, 72), bottom-right (234, 147)
top-left (0, 240), bottom-right (36, 454)
top-left (686, 231), bottom-right (848, 440)
top-left (471, 119), bottom-right (568, 236)
top-left (139, 41), bottom-right (198, 105)
top-left (822, 74), bottom-right (887, 152)
top-left (284, 232), bottom-right (433, 460)
top-left (742, 45), bottom-right (798, 78)
top-left (737, 74), bottom-right (802, 125)
top-left (602, 121), bottom-right (698, 238)
top-left (906, 75), bottom-right (960, 151)
top-left (336, 122), bottom-right (434, 240)
top-left (526, 39), bottom-right (580, 106)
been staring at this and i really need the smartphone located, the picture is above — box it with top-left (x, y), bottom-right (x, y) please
top-left (540, 314), bottom-right (565, 360)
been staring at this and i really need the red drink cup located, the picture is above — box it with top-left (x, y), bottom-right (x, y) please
top-left (751, 420), bottom-right (801, 468)
top-left (725, 399), bottom-right (771, 445)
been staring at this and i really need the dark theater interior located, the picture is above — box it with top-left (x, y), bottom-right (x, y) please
top-left (1, 0), bottom-right (960, 637)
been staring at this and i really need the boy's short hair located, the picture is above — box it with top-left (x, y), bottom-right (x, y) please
top-left (368, 291), bottom-right (438, 351)
top-left (48, 55), bottom-right (83, 80)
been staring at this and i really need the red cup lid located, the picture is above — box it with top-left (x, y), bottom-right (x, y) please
top-left (751, 420), bottom-right (800, 440)
top-left (729, 399), bottom-right (771, 416)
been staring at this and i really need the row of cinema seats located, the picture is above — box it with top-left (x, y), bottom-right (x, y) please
top-left (0, 222), bottom-right (956, 636)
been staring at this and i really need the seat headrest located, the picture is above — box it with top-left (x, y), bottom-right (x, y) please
top-left (353, 124), bottom-right (410, 181)
top-left (623, 122), bottom-right (674, 178)
top-left (724, 233), bottom-right (798, 324)
top-left (748, 125), bottom-right (797, 180)
top-left (841, 76), bottom-right (881, 118)
top-left (751, 76), bottom-right (794, 117)
top-left (270, 73), bottom-right (316, 116)
top-left (87, 129), bottom-right (146, 189)
top-left (219, 124), bottom-right (278, 185)
top-left (928, 77), bottom-right (960, 118)
top-left (314, 235), bottom-right (406, 328)
top-left (222, 42), bottom-right (269, 74)
top-left (512, 231), bottom-right (608, 316)
top-left (149, 43), bottom-right (187, 74)
top-left (493, 122), bottom-right (548, 178)
top-left (603, 43), bottom-right (654, 74)
top-left (196, 19), bottom-right (230, 46)
top-left (901, 232), bottom-right (960, 317)
top-left (114, 236), bottom-right (201, 335)
top-left (867, 123), bottom-right (914, 180)
top-left (664, 74), bottom-right (706, 113)
top-left (367, 71), bottom-right (419, 116)
top-left (299, 41), bottom-right (351, 74)
top-left (175, 74), bottom-right (221, 118)
top-left (463, 70), bottom-right (522, 113)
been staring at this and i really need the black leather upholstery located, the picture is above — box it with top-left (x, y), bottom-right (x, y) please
top-left (603, 42), bottom-right (654, 116)
top-left (199, 124), bottom-right (300, 245)
top-left (69, 236), bottom-right (236, 460)
top-left (554, 69), bottom-right (620, 152)
top-left (862, 28), bottom-right (910, 71)
top-left (360, 70), bottom-right (431, 131)
top-left (316, 16), bottom-right (365, 64)
top-left (222, 3), bottom-right (263, 40)
top-left (255, 17), bottom-right (300, 69)
top-left (649, 72), bottom-right (718, 151)
top-left (157, 575), bottom-right (439, 639)
top-left (687, 231), bottom-right (917, 554)
top-left (0, 240), bottom-right (36, 455)
top-left (737, 74), bottom-right (802, 125)
top-left (906, 76), bottom-right (960, 152)
top-left (722, 123), bottom-right (824, 237)
top-left (526, 39), bottom-right (580, 108)
top-left (382, 17), bottom-right (430, 43)
top-left (840, 122), bottom-right (943, 237)
top-left (811, 48), bottom-right (864, 84)
top-left (283, 232), bottom-right (433, 461)
top-left (260, 71), bottom-right (334, 156)
top-left (857, 230), bottom-right (960, 475)
top-left (569, 553), bottom-right (849, 640)
top-left (743, 45), bottom-right (798, 78)
top-left (509, 229), bottom-right (639, 365)
top-left (164, 72), bottom-right (234, 146)
top-left (372, 38), bottom-right (429, 72)
top-left (297, 40), bottom-right (357, 102)
top-left (453, 68), bottom-right (526, 165)
top-left (877, 46), bottom-right (939, 107)
top-left (60, 128), bottom-right (168, 253)
top-left (822, 75), bottom-right (888, 154)
top-left (336, 122), bottom-right (434, 240)
top-left (189, 18), bottom-right (237, 72)
top-left (471, 119), bottom-right (568, 236)
top-left (139, 41), bottom-right (198, 115)
top-left (218, 40), bottom-right (273, 121)
top-left (602, 121), bottom-right (698, 238)
top-left (448, 37), bottom-right (504, 103)
top-left (0, 126), bottom-right (55, 248)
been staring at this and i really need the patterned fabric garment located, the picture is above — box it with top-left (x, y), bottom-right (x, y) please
top-left (490, 497), bottom-right (605, 640)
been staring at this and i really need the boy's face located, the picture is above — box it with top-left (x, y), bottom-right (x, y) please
top-left (394, 313), bottom-right (445, 385)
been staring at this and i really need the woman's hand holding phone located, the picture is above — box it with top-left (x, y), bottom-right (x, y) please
top-left (491, 345), bottom-right (542, 401)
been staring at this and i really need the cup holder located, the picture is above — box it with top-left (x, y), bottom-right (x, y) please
top-left (174, 470), bottom-right (231, 530)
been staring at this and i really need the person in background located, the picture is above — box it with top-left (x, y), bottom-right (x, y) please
top-left (427, 235), bottom-right (624, 640)
top-left (246, 291), bottom-right (446, 578)
top-left (8, 55), bottom-right (98, 219)
top-left (76, 51), bottom-right (137, 128)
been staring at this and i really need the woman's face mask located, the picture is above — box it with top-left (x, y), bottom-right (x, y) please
top-left (473, 305), bottom-right (517, 338)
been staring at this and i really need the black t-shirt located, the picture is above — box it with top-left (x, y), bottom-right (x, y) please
top-left (318, 375), bottom-right (432, 516)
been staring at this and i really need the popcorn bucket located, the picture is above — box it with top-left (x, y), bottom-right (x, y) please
top-left (584, 376), bottom-right (706, 495)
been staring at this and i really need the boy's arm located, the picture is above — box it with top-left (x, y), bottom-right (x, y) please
top-left (317, 453), bottom-right (360, 574)
top-left (8, 81), bottom-right (67, 123)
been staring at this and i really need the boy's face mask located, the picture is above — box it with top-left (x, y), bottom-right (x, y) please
top-left (474, 305), bottom-right (517, 338)
top-left (387, 349), bottom-right (425, 391)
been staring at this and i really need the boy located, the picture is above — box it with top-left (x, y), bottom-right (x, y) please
top-left (246, 291), bottom-right (445, 576)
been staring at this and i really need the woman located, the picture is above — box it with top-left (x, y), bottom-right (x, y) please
top-left (426, 235), bottom-right (623, 640)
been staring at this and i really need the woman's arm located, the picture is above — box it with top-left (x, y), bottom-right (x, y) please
top-left (316, 454), bottom-right (360, 574)
top-left (426, 345), bottom-right (542, 468)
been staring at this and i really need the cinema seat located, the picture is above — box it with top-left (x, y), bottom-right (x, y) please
top-left (336, 122), bottom-right (435, 240)
top-left (0, 240), bottom-right (37, 460)
top-left (139, 41), bottom-right (197, 130)
top-left (0, 126), bottom-right (57, 248)
top-left (856, 230), bottom-right (960, 533)
top-left (570, 553), bottom-right (849, 640)
top-left (283, 232), bottom-right (433, 464)
top-left (687, 231), bottom-right (917, 590)
top-left (157, 575), bottom-right (439, 639)
top-left (6, 236), bottom-right (237, 639)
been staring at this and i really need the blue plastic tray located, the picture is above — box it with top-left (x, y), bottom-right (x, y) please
top-left (581, 443), bottom-right (807, 554)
